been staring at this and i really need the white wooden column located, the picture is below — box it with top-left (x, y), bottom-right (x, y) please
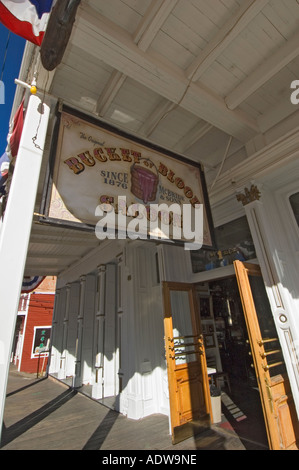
top-left (65, 282), bottom-right (80, 378)
top-left (57, 284), bottom-right (71, 379)
top-left (81, 273), bottom-right (97, 384)
top-left (103, 264), bottom-right (117, 398)
top-left (238, 186), bottom-right (299, 418)
top-left (115, 254), bottom-right (124, 408)
top-left (0, 94), bottom-right (50, 440)
top-left (49, 288), bottom-right (61, 374)
top-left (92, 265), bottom-right (106, 399)
top-left (73, 275), bottom-right (86, 388)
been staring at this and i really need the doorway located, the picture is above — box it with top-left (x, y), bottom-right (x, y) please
top-left (197, 262), bottom-right (298, 450)
top-left (163, 282), bottom-right (211, 444)
top-left (197, 274), bottom-right (269, 449)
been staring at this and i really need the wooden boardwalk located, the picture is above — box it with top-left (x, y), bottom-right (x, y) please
top-left (0, 366), bottom-right (259, 451)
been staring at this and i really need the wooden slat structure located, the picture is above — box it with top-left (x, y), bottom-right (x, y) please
top-left (14, 0), bottom-right (299, 278)
top-left (1, 366), bottom-right (257, 450)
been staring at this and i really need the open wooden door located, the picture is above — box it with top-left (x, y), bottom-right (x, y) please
top-left (163, 282), bottom-right (211, 444)
top-left (234, 261), bottom-right (299, 450)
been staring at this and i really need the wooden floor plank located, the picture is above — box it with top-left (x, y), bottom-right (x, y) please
top-left (1, 366), bottom-right (249, 451)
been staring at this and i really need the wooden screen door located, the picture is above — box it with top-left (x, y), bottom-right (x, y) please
top-left (163, 282), bottom-right (211, 444)
top-left (234, 261), bottom-right (299, 450)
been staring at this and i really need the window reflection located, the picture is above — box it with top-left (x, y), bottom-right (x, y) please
top-left (191, 216), bottom-right (256, 273)
top-left (170, 291), bottom-right (196, 365)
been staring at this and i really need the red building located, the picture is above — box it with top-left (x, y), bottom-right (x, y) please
top-left (13, 277), bottom-right (56, 375)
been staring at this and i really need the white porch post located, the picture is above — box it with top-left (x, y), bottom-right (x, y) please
top-left (238, 186), bottom-right (299, 418)
top-left (0, 94), bottom-right (50, 442)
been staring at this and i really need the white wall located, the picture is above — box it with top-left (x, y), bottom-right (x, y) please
top-left (244, 161), bottom-right (299, 417)
top-left (50, 239), bottom-right (171, 420)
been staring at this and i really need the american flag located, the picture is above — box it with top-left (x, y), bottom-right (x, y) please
top-left (0, 0), bottom-right (54, 46)
top-left (21, 276), bottom-right (45, 293)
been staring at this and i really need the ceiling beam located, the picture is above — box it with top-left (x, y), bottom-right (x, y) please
top-left (24, 267), bottom-right (61, 275)
top-left (73, 6), bottom-right (259, 142)
top-left (29, 235), bottom-right (99, 246)
top-left (225, 30), bottom-right (299, 110)
top-left (96, 0), bottom-right (177, 117)
top-left (133, 0), bottom-right (178, 51)
top-left (27, 253), bottom-right (78, 261)
top-left (186, 0), bottom-right (270, 82)
top-left (96, 70), bottom-right (126, 116)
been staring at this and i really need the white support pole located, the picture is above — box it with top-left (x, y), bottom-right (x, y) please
top-left (0, 94), bottom-right (50, 442)
top-left (244, 199), bottom-right (299, 419)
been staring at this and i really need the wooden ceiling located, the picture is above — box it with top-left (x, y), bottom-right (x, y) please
top-left (24, 0), bottom-right (299, 277)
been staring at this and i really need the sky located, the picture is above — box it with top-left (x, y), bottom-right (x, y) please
top-left (0, 22), bottom-right (25, 154)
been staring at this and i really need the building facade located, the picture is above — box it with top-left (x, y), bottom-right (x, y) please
top-left (13, 277), bottom-right (56, 375)
top-left (1, 0), bottom-right (299, 450)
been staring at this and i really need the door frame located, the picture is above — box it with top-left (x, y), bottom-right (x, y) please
top-left (162, 281), bottom-right (211, 443)
top-left (234, 260), bottom-right (299, 450)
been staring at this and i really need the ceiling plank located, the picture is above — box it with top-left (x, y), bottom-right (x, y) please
top-left (138, 99), bottom-right (176, 137)
top-left (72, 6), bottom-right (258, 142)
top-left (257, 93), bottom-right (299, 133)
top-left (175, 122), bottom-right (214, 154)
top-left (96, 0), bottom-right (177, 117)
top-left (225, 30), bottom-right (299, 110)
top-left (133, 0), bottom-right (178, 51)
top-left (36, 56), bottom-right (56, 92)
top-left (186, 0), bottom-right (270, 82)
top-left (96, 70), bottom-right (127, 116)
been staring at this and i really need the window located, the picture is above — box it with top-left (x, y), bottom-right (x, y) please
top-left (191, 216), bottom-right (256, 273)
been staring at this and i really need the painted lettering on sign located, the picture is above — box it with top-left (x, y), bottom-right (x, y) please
top-left (64, 147), bottom-right (201, 208)
top-left (44, 110), bottom-right (214, 248)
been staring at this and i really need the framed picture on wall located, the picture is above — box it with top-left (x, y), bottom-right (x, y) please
top-left (31, 326), bottom-right (51, 358)
top-left (204, 334), bottom-right (215, 349)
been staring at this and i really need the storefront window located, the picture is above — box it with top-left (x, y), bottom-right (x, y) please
top-left (289, 192), bottom-right (299, 227)
top-left (191, 216), bottom-right (256, 273)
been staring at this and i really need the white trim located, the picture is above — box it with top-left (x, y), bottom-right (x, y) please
top-left (17, 304), bottom-right (29, 372)
top-left (244, 199), bottom-right (299, 418)
top-left (210, 125), bottom-right (299, 205)
top-left (287, 191), bottom-right (299, 243)
top-left (0, 95), bottom-right (50, 441)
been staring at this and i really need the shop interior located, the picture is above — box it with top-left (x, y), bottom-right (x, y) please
top-left (196, 276), bottom-right (269, 449)
top-left (191, 216), bottom-right (271, 448)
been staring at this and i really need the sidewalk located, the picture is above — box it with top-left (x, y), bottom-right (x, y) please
top-left (0, 365), bottom-right (264, 451)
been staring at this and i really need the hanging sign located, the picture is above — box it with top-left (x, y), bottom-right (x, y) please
top-left (41, 107), bottom-right (215, 249)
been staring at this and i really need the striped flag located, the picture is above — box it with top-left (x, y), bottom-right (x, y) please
top-left (0, 0), bottom-right (54, 46)
top-left (21, 276), bottom-right (45, 293)
top-left (0, 152), bottom-right (9, 196)
top-left (6, 98), bottom-right (24, 161)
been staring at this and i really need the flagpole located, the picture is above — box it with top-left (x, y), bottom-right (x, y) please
top-left (0, 94), bottom-right (50, 444)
